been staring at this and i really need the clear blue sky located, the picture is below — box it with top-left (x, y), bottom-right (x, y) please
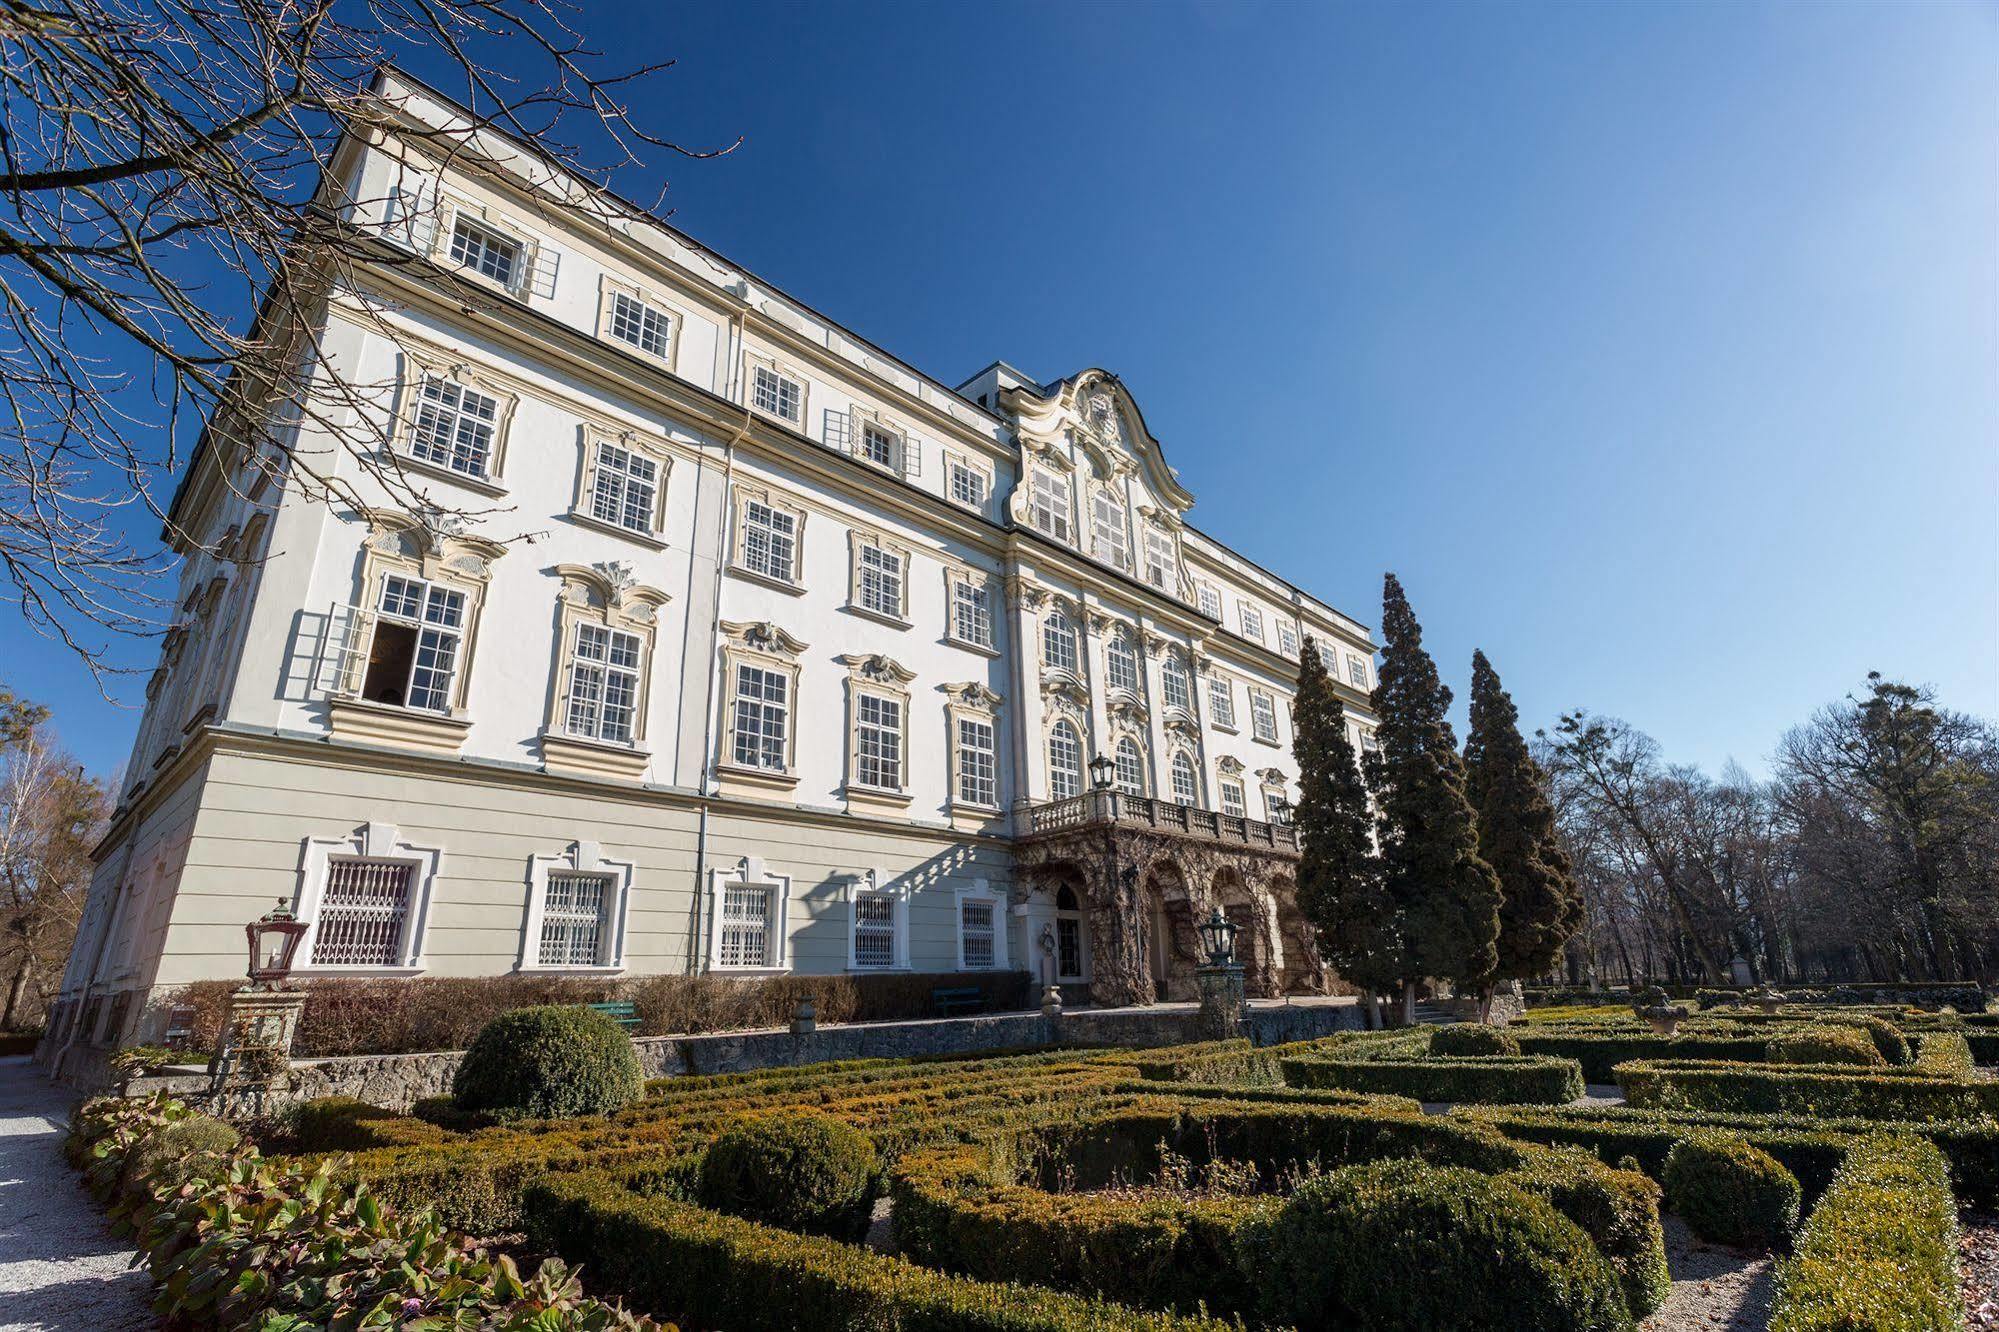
top-left (12, 0), bottom-right (1995, 781)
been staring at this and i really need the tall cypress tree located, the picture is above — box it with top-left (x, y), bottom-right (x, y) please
top-left (1363, 574), bottom-right (1501, 1021)
top-left (1464, 650), bottom-right (1582, 1006)
top-left (1293, 634), bottom-right (1399, 1024)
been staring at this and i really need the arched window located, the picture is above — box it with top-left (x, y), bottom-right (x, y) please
top-left (1105, 632), bottom-right (1139, 694)
top-left (1048, 720), bottom-right (1083, 800)
top-left (1161, 653), bottom-right (1191, 712)
top-left (1114, 736), bottom-right (1146, 795)
top-left (1170, 751), bottom-right (1199, 806)
top-left (1043, 612), bottom-right (1079, 675)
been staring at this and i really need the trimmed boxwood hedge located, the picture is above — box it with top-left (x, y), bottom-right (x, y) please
top-left (1771, 1136), bottom-right (1962, 1332)
top-left (1512, 1030), bottom-right (1772, 1083)
top-left (1128, 1027), bottom-right (1429, 1084)
top-left (1282, 1052), bottom-right (1586, 1105)
top-left (1661, 1132), bottom-right (1800, 1247)
top-left (1765, 1025), bottom-right (1886, 1068)
top-left (452, 1004), bottom-right (643, 1121)
top-left (1615, 1056), bottom-right (1999, 1121)
top-left (697, 1113), bottom-right (880, 1239)
top-left (1431, 1023), bottom-right (1522, 1057)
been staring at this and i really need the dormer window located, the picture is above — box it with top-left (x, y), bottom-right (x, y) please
top-left (1277, 621), bottom-right (1300, 657)
top-left (1199, 585), bottom-right (1222, 619)
top-left (607, 291), bottom-right (672, 358)
top-left (860, 421), bottom-right (898, 470)
top-left (1030, 469), bottom-right (1072, 542)
top-left (448, 217), bottom-right (522, 288)
top-left (1144, 529), bottom-right (1178, 593)
top-left (752, 365), bottom-right (803, 424)
top-left (1239, 604), bottom-right (1264, 642)
top-left (1091, 489), bottom-right (1130, 570)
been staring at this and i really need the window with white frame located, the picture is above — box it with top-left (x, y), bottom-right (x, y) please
top-left (1239, 604), bottom-right (1264, 641)
top-left (854, 693), bottom-right (903, 790)
top-left (957, 886), bottom-right (1006, 971)
top-left (1161, 653), bottom-right (1191, 712)
top-left (1199, 585), bottom-right (1223, 619)
top-left (1106, 632), bottom-right (1139, 694)
top-left (310, 858), bottom-right (416, 966)
top-left (1113, 736), bottom-right (1146, 795)
top-left (564, 623), bottom-right (642, 744)
top-left (708, 859), bottom-right (791, 972)
top-left (957, 715), bottom-right (997, 807)
top-left (858, 420), bottom-right (899, 470)
top-left (361, 575), bottom-right (464, 712)
top-left (731, 664), bottom-right (789, 770)
top-left (586, 439), bottom-right (660, 536)
top-left (538, 871), bottom-right (610, 966)
top-left (1170, 752), bottom-right (1199, 806)
top-left (1209, 677), bottom-right (1236, 729)
top-left (1362, 730), bottom-right (1380, 754)
top-left (1220, 778), bottom-right (1247, 817)
top-left (741, 497), bottom-right (800, 583)
top-left (752, 364), bottom-right (803, 423)
top-left (1348, 655), bottom-right (1370, 688)
top-left (1030, 469), bottom-right (1072, 542)
top-left (606, 290), bottom-right (672, 358)
top-left (1317, 641), bottom-right (1339, 670)
top-left (1277, 621), bottom-right (1300, 657)
top-left (1043, 611), bottom-right (1079, 674)
top-left (949, 459), bottom-right (988, 509)
top-left (1048, 719), bottom-right (1083, 800)
top-left (1250, 690), bottom-right (1279, 743)
top-left (448, 217), bottom-right (522, 288)
top-left (1145, 529), bottom-right (1178, 591)
top-left (409, 376), bottom-right (500, 479)
top-left (849, 875), bottom-right (904, 971)
top-left (721, 882), bottom-right (770, 966)
top-left (855, 543), bottom-right (905, 620)
top-left (1092, 489), bottom-right (1130, 569)
top-left (950, 575), bottom-right (994, 650)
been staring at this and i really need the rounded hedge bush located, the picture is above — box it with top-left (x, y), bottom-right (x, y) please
top-left (699, 1112), bottom-right (880, 1239)
top-left (1662, 1131), bottom-right (1800, 1248)
top-left (451, 1004), bottom-right (643, 1121)
top-left (1764, 1024), bottom-right (1886, 1068)
top-left (1847, 1014), bottom-right (1913, 1066)
top-left (1264, 1159), bottom-right (1632, 1332)
top-left (1431, 1023), bottom-right (1522, 1057)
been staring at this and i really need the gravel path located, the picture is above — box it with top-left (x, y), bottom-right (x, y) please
top-left (1961, 1212), bottom-right (1999, 1328)
top-left (0, 1056), bottom-right (157, 1331)
top-left (1642, 1215), bottom-right (1774, 1332)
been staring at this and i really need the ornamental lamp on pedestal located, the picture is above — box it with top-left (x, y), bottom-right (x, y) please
top-left (1269, 795), bottom-right (1293, 826)
top-left (244, 898), bottom-right (308, 988)
top-left (1198, 907), bottom-right (1239, 969)
top-left (1088, 752), bottom-right (1115, 792)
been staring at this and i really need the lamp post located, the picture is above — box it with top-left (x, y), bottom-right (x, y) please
top-left (1198, 906), bottom-right (1239, 967)
top-left (1088, 752), bottom-right (1114, 792)
top-left (244, 898), bottom-right (308, 989)
top-left (1269, 795), bottom-right (1293, 827)
top-left (214, 899), bottom-right (311, 1099)
top-left (1194, 906), bottom-right (1247, 1040)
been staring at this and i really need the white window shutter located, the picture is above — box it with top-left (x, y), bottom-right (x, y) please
top-left (823, 407), bottom-right (850, 455)
top-left (528, 244), bottom-right (562, 299)
top-left (321, 601), bottom-right (375, 696)
top-left (901, 435), bottom-right (922, 478)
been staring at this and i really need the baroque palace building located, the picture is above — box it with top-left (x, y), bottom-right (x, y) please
top-left (47, 70), bottom-right (1381, 1053)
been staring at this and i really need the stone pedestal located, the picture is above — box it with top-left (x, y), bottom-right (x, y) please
top-left (1040, 985), bottom-right (1063, 1019)
top-left (1195, 964), bottom-right (1246, 1042)
top-left (790, 997), bottom-right (818, 1035)
top-left (211, 987), bottom-right (306, 1094)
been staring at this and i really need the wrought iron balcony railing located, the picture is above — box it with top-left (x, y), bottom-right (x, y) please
top-left (1021, 789), bottom-right (1299, 852)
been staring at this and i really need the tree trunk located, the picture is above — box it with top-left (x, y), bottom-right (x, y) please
top-left (2, 960), bottom-right (30, 1031)
top-left (1401, 979), bottom-right (1417, 1026)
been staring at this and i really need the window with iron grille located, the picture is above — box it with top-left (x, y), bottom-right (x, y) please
top-left (1170, 752), bottom-right (1199, 806)
top-left (1251, 691), bottom-right (1279, 743)
top-left (1161, 654), bottom-right (1191, 712)
top-left (1048, 721), bottom-right (1083, 800)
top-left (538, 871), bottom-right (609, 966)
top-left (752, 365), bottom-right (802, 422)
top-left (1220, 780), bottom-right (1248, 817)
top-left (857, 544), bottom-right (903, 619)
top-left (589, 441), bottom-right (659, 535)
top-left (855, 693), bottom-right (903, 790)
top-left (852, 892), bottom-right (897, 969)
top-left (960, 898), bottom-right (996, 969)
top-left (1030, 470), bottom-right (1071, 541)
top-left (410, 376), bottom-right (499, 478)
top-left (448, 217), bottom-right (521, 287)
top-left (957, 717), bottom-right (997, 806)
top-left (1043, 613), bottom-right (1078, 674)
top-left (952, 578), bottom-right (993, 649)
top-left (741, 499), bottom-right (798, 582)
top-left (1114, 737), bottom-right (1146, 795)
top-left (566, 623), bottom-right (642, 744)
top-left (1209, 677), bottom-right (1236, 728)
top-left (1106, 633), bottom-right (1139, 694)
top-left (607, 291), bottom-right (671, 357)
top-left (717, 883), bottom-right (771, 968)
top-left (732, 664), bottom-right (788, 770)
top-left (311, 858), bottom-right (415, 966)
top-left (1091, 490), bottom-right (1129, 569)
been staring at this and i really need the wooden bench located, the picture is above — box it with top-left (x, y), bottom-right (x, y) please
top-left (931, 986), bottom-right (986, 1018)
top-left (161, 1004), bottom-right (198, 1047)
top-left (586, 1000), bottom-right (640, 1032)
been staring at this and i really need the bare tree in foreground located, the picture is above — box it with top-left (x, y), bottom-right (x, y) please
top-left (0, 0), bottom-right (731, 683)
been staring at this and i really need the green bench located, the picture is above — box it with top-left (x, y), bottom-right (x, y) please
top-left (931, 986), bottom-right (986, 1017)
top-left (586, 1000), bottom-right (639, 1032)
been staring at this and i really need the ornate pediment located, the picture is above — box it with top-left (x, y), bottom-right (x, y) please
top-left (1006, 369), bottom-right (1196, 516)
top-left (554, 562), bottom-right (671, 621)
top-left (1257, 767), bottom-right (1288, 786)
top-left (1042, 675), bottom-right (1090, 714)
top-left (722, 620), bottom-right (808, 658)
top-left (1165, 715), bottom-right (1202, 742)
top-left (942, 681), bottom-right (1003, 710)
top-left (837, 652), bottom-right (917, 687)
top-left (1217, 755), bottom-right (1246, 776)
top-left (1108, 697), bottom-right (1149, 729)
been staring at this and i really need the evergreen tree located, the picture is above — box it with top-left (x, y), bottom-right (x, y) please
top-left (1464, 650), bottom-right (1583, 1003)
top-left (1292, 635), bottom-right (1399, 1024)
top-left (1363, 574), bottom-right (1501, 1020)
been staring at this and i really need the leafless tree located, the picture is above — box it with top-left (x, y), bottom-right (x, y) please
top-left (0, 0), bottom-right (732, 683)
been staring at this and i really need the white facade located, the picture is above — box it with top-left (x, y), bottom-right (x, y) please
top-left (49, 71), bottom-right (1380, 1049)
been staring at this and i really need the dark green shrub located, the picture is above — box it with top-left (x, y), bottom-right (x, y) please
top-left (1771, 1136), bottom-right (1960, 1332)
top-left (1262, 1159), bottom-right (1633, 1331)
top-left (1913, 1032), bottom-right (1976, 1078)
top-left (451, 1004), bottom-right (643, 1121)
top-left (122, 1114), bottom-right (239, 1198)
top-left (1283, 1052), bottom-right (1585, 1104)
top-left (1432, 1023), bottom-right (1522, 1057)
top-left (698, 1112), bottom-right (881, 1239)
top-left (1661, 1132), bottom-right (1800, 1247)
top-left (1847, 1015), bottom-right (1914, 1066)
top-left (1503, 1148), bottom-right (1670, 1317)
top-left (1765, 1025), bottom-right (1885, 1068)
top-left (1616, 1057), bottom-right (1997, 1121)
top-left (1514, 1030), bottom-right (1771, 1082)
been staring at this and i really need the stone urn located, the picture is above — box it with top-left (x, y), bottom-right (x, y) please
top-left (790, 995), bottom-right (817, 1035)
top-left (1751, 987), bottom-right (1787, 1015)
top-left (1639, 1005), bottom-right (1689, 1037)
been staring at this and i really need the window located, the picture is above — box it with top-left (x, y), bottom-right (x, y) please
top-left (718, 881), bottom-right (772, 968)
top-left (1199, 585), bottom-right (1223, 619)
top-left (732, 664), bottom-right (789, 770)
top-left (1043, 612), bottom-right (1079, 674)
top-left (587, 440), bottom-right (660, 536)
top-left (448, 217), bottom-right (521, 287)
top-left (859, 421), bottom-right (898, 469)
top-left (856, 543), bottom-right (904, 620)
top-left (607, 291), bottom-right (671, 357)
top-left (949, 459), bottom-right (988, 509)
top-left (1278, 621), bottom-right (1300, 657)
top-left (410, 376), bottom-right (499, 479)
top-left (1362, 730), bottom-right (1380, 754)
top-left (1056, 885), bottom-right (1085, 980)
top-left (1106, 633), bottom-right (1139, 694)
top-left (1209, 677), bottom-right (1236, 729)
top-left (362, 575), bottom-right (464, 713)
top-left (1048, 720), bottom-right (1083, 800)
top-left (1250, 691), bottom-right (1279, 743)
top-left (1220, 779), bottom-right (1247, 817)
top-left (1030, 470), bottom-right (1072, 541)
top-left (950, 575), bottom-right (993, 649)
top-left (310, 858), bottom-right (415, 966)
top-left (1348, 655), bottom-right (1370, 688)
top-left (752, 364), bottom-right (803, 423)
top-left (741, 498), bottom-right (799, 583)
top-left (1114, 736), bottom-right (1146, 795)
top-left (851, 887), bottom-right (899, 969)
top-left (1170, 752), bottom-right (1199, 806)
top-left (1091, 489), bottom-right (1129, 569)
top-left (957, 716), bottom-right (998, 807)
top-left (855, 693), bottom-right (903, 790)
top-left (707, 857), bottom-right (790, 971)
top-left (1239, 604), bottom-right (1264, 641)
top-left (1318, 641), bottom-right (1339, 670)
top-left (1161, 653), bottom-right (1191, 712)
top-left (958, 890), bottom-right (1007, 970)
top-left (538, 872), bottom-right (609, 967)
top-left (563, 623), bottom-right (642, 744)
top-left (1145, 529), bottom-right (1178, 592)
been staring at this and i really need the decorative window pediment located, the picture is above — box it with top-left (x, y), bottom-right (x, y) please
top-left (1217, 755), bottom-right (1247, 776)
top-left (722, 620), bottom-right (809, 659)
